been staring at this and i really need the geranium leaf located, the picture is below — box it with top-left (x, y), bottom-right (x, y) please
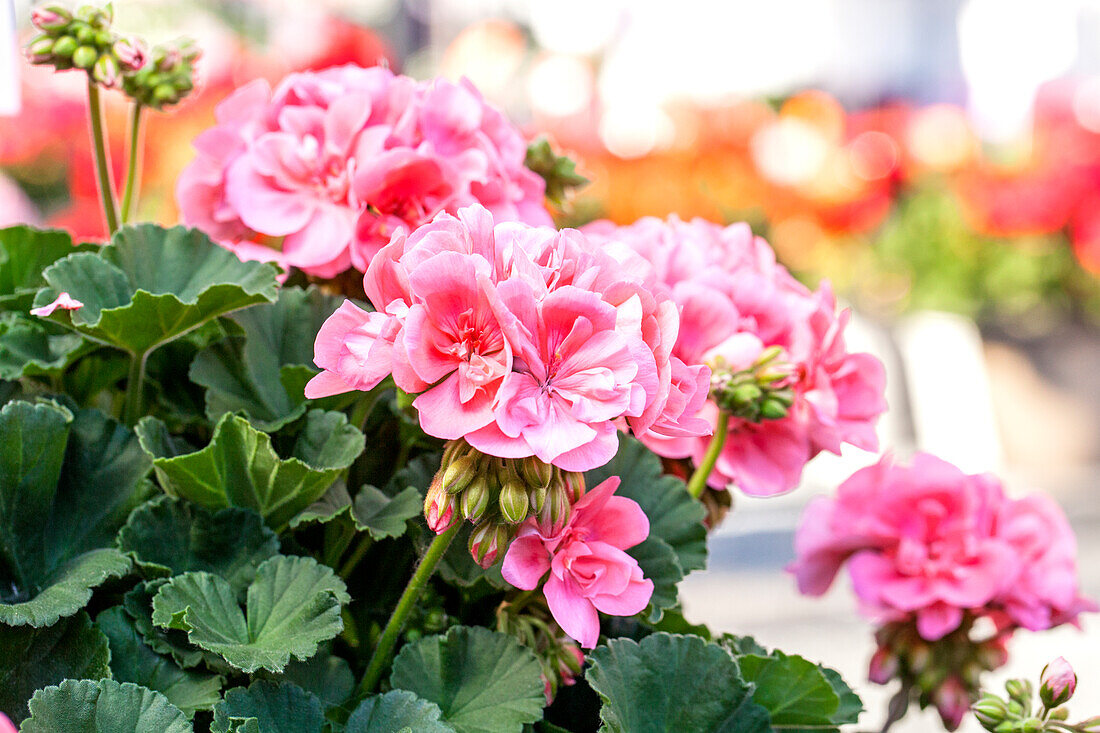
top-left (21, 678), bottom-right (192, 733)
top-left (117, 495), bottom-right (279, 590)
top-left (136, 410), bottom-right (364, 532)
top-left (585, 633), bottom-right (770, 733)
top-left (0, 611), bottom-right (110, 723)
top-left (270, 642), bottom-right (354, 706)
top-left (289, 481), bottom-right (353, 528)
top-left (122, 580), bottom-right (220, 672)
top-left (625, 536), bottom-right (683, 623)
top-left (737, 652), bottom-right (843, 729)
top-left (0, 314), bottom-right (88, 380)
top-left (98, 606), bottom-right (224, 719)
top-left (821, 667), bottom-right (863, 725)
top-left (346, 690), bottom-right (454, 733)
top-left (0, 400), bottom-right (149, 626)
top-left (352, 485), bottom-right (422, 540)
top-left (32, 224), bottom-right (278, 356)
top-left (585, 434), bottom-right (707, 574)
top-left (190, 286), bottom-right (343, 431)
top-left (390, 626), bottom-right (545, 733)
top-left (0, 226), bottom-right (94, 312)
top-left (151, 555), bottom-right (348, 674)
top-left (211, 681), bottom-right (326, 733)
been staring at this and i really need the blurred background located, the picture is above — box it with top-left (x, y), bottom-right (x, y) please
top-left (5, 1), bottom-right (1100, 727)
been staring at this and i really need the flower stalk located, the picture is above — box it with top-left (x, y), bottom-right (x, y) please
top-left (120, 103), bottom-right (144, 222)
top-left (86, 78), bottom-right (120, 234)
top-left (686, 410), bottom-right (729, 499)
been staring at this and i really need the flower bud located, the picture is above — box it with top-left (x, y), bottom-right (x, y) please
top-left (557, 643), bottom-right (585, 684)
top-left (907, 641), bottom-right (931, 674)
top-left (731, 383), bottom-right (762, 405)
top-left (113, 37), bottom-right (146, 71)
top-left (442, 455), bottom-right (477, 494)
top-left (1048, 707), bottom-right (1068, 721)
top-left (152, 83), bottom-right (177, 105)
top-left (461, 476), bottom-right (491, 523)
top-left (521, 457), bottom-right (552, 489)
top-left (971, 694), bottom-right (1008, 732)
top-left (499, 480), bottom-right (530, 525)
top-left (31, 5), bottom-right (72, 31)
top-left (51, 35), bottom-right (78, 59)
top-left (561, 470), bottom-right (585, 503)
top-left (932, 676), bottom-right (971, 731)
top-left (759, 397), bottom-right (788, 420)
top-left (424, 476), bottom-right (458, 534)
top-left (1039, 657), bottom-right (1075, 708)
top-left (537, 482), bottom-right (571, 536)
top-left (868, 646), bottom-right (898, 685)
top-left (469, 522), bottom-right (513, 568)
top-left (1077, 715), bottom-right (1100, 732)
top-left (754, 344), bottom-right (784, 366)
top-left (92, 53), bottom-right (120, 87)
top-left (26, 36), bottom-right (56, 63)
top-left (528, 483), bottom-right (548, 514)
top-left (1004, 679), bottom-right (1032, 706)
top-left (71, 45), bottom-right (98, 69)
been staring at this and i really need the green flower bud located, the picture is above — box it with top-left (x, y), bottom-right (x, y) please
top-left (442, 455), bottom-right (477, 494)
top-left (51, 35), bottom-right (78, 58)
top-left (74, 25), bottom-right (96, 44)
top-left (72, 44), bottom-right (98, 68)
top-left (26, 36), bottom-right (56, 63)
top-left (152, 83), bottom-right (177, 105)
top-left (1020, 718), bottom-right (1043, 733)
top-left (461, 476), bottom-right (491, 523)
top-left (731, 383), bottom-right (762, 405)
top-left (561, 470), bottom-right (585, 503)
top-left (992, 723), bottom-right (1015, 733)
top-left (537, 483), bottom-right (571, 536)
top-left (498, 481), bottom-right (529, 525)
top-left (1047, 707), bottom-right (1068, 721)
top-left (468, 522), bottom-right (514, 568)
top-left (92, 53), bottom-right (120, 88)
top-left (31, 5), bottom-right (72, 31)
top-left (971, 695), bottom-right (1008, 731)
top-left (754, 345), bottom-right (784, 366)
top-left (759, 397), bottom-right (788, 420)
top-left (529, 483), bottom-right (548, 514)
top-left (1005, 679), bottom-right (1032, 707)
top-left (520, 456), bottom-right (552, 489)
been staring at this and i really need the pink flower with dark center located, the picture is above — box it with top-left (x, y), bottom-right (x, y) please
top-left (502, 477), bottom-right (653, 648)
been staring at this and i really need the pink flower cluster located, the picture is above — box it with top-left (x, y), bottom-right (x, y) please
top-left (789, 453), bottom-right (1096, 641)
top-left (503, 477), bottom-right (653, 648)
top-left (177, 66), bottom-right (550, 277)
top-left (306, 204), bottom-right (711, 471)
top-left (583, 215), bottom-right (888, 496)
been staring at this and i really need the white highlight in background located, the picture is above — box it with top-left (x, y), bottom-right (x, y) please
top-left (0, 0), bottom-right (19, 116)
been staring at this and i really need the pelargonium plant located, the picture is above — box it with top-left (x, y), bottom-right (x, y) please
top-left (0, 4), bottom-right (1090, 733)
top-left (790, 453), bottom-right (1096, 730)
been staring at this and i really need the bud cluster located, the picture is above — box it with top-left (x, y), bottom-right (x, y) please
top-left (871, 619), bottom-right (1011, 731)
top-left (497, 592), bottom-right (585, 703)
top-left (709, 345), bottom-right (794, 422)
top-left (973, 657), bottom-right (1096, 733)
top-left (424, 440), bottom-right (585, 568)
top-left (26, 3), bottom-right (197, 108)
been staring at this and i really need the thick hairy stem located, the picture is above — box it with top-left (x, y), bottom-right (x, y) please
top-left (120, 104), bottom-right (145, 222)
top-left (686, 410), bottom-right (730, 499)
top-left (355, 523), bottom-right (460, 698)
top-left (86, 79), bottom-right (119, 234)
top-left (122, 350), bottom-right (147, 426)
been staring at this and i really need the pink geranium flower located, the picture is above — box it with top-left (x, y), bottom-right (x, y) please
top-left (584, 215), bottom-right (886, 497)
top-left (789, 453), bottom-right (1095, 641)
top-left (502, 477), bottom-right (654, 648)
top-left (30, 292), bottom-right (83, 317)
top-left (178, 67), bottom-right (551, 277)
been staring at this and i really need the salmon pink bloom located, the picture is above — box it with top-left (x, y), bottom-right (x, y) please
top-left (502, 477), bottom-right (653, 648)
top-left (30, 292), bottom-right (83, 317)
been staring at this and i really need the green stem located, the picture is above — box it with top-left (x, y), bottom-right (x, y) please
top-left (86, 79), bottom-right (119, 234)
top-left (356, 523), bottom-right (460, 699)
top-left (120, 103), bottom-right (144, 223)
top-left (122, 351), bottom-right (147, 426)
top-left (338, 533), bottom-right (373, 580)
top-left (686, 410), bottom-right (730, 499)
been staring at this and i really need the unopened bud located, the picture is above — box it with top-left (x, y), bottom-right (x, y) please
top-left (907, 642), bottom-right (931, 674)
top-left (152, 83), bottom-right (177, 105)
top-left (31, 5), bottom-right (71, 31)
top-left (529, 483), bottom-right (548, 514)
top-left (521, 457), bottom-right (552, 489)
top-left (442, 455), bottom-right (477, 494)
top-left (933, 677), bottom-right (971, 731)
top-left (868, 646), bottom-right (898, 685)
top-left (971, 694), bottom-right (1008, 731)
top-left (461, 476), bottom-right (491, 523)
top-left (1048, 707), bottom-right (1069, 721)
top-left (561, 470), bottom-right (585, 503)
top-left (113, 37), bottom-right (146, 71)
top-left (26, 37), bottom-right (56, 63)
top-left (92, 53), bottom-right (120, 87)
top-left (499, 481), bottom-right (529, 525)
top-left (424, 477), bottom-right (458, 534)
top-left (72, 44), bottom-right (97, 69)
top-left (469, 522), bottom-right (513, 568)
top-left (759, 397), bottom-right (788, 420)
top-left (537, 483), bottom-right (571, 536)
top-left (51, 35), bottom-right (77, 58)
top-left (754, 345), bottom-right (784, 366)
top-left (1039, 656), bottom-right (1076, 708)
top-left (731, 383), bottom-right (762, 405)
top-left (1004, 679), bottom-right (1031, 706)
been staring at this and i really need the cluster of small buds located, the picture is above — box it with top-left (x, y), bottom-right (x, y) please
top-left (496, 593), bottom-right (586, 703)
top-left (974, 658), bottom-right (1097, 732)
top-left (871, 618), bottom-right (1011, 730)
top-left (26, 3), bottom-right (196, 109)
top-left (709, 345), bottom-right (794, 422)
top-left (524, 138), bottom-right (589, 208)
top-left (26, 3), bottom-right (144, 88)
top-left (121, 41), bottom-right (199, 110)
top-left (424, 440), bottom-right (585, 567)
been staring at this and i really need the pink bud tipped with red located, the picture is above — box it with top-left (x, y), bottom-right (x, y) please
top-left (1039, 656), bottom-right (1076, 708)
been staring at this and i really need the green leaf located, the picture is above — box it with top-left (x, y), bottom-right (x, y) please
top-left (0, 226), bottom-right (94, 312)
top-left (190, 286), bottom-right (343, 431)
top-left (585, 633), bottom-right (770, 733)
top-left (585, 434), bottom-right (707, 574)
top-left (820, 667), bottom-right (862, 726)
top-left (625, 536), bottom-right (683, 623)
top-left (21, 678), bottom-right (192, 733)
top-left (270, 642), bottom-right (354, 706)
top-left (390, 626), bottom-right (545, 733)
top-left (117, 495), bottom-right (279, 589)
top-left (346, 690), bottom-right (455, 733)
top-left (737, 652), bottom-right (841, 729)
top-left (352, 485), bottom-right (421, 539)
top-left (0, 611), bottom-right (110, 723)
top-left (136, 410), bottom-right (364, 532)
top-left (123, 580), bottom-right (207, 670)
top-left (32, 224), bottom-right (278, 356)
top-left (0, 401), bottom-right (149, 626)
top-left (150, 555), bottom-right (348, 674)
top-left (98, 606), bottom-right (223, 719)
top-left (0, 314), bottom-right (88, 380)
top-left (289, 481), bottom-right (353, 528)
top-left (211, 681), bottom-right (326, 733)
